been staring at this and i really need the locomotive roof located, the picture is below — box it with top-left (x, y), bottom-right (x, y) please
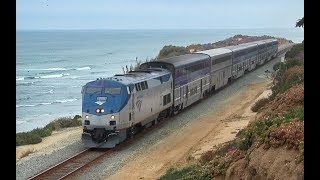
top-left (89, 68), bottom-right (170, 86)
top-left (156, 53), bottom-right (210, 67)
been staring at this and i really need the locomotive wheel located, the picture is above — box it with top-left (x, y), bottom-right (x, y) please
top-left (127, 123), bottom-right (142, 138)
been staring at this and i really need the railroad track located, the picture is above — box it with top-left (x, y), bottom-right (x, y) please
top-left (26, 123), bottom-right (164, 180)
top-left (28, 148), bottom-right (111, 180)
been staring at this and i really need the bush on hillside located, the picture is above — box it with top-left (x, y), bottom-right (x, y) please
top-left (157, 45), bottom-right (189, 59)
top-left (285, 58), bottom-right (303, 69)
top-left (45, 116), bottom-right (82, 131)
top-left (272, 66), bottom-right (304, 95)
top-left (285, 43), bottom-right (304, 59)
top-left (16, 132), bottom-right (42, 146)
top-left (251, 98), bottom-right (270, 112)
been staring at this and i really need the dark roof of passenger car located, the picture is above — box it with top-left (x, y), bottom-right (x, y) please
top-left (156, 53), bottom-right (210, 67)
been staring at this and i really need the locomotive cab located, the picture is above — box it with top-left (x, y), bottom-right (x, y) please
top-left (81, 79), bottom-right (130, 146)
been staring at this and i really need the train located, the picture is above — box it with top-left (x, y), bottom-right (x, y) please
top-left (81, 38), bottom-right (278, 148)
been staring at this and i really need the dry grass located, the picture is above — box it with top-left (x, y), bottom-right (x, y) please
top-left (20, 148), bottom-right (34, 159)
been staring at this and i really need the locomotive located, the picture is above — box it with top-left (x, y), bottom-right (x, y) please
top-left (81, 38), bottom-right (278, 148)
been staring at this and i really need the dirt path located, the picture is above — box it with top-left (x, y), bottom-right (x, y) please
top-left (107, 80), bottom-right (272, 180)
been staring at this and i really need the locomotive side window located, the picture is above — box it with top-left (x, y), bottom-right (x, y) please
top-left (141, 82), bottom-right (146, 90)
top-left (135, 83), bottom-right (141, 91)
top-left (163, 93), bottom-right (171, 106)
top-left (144, 81), bottom-right (148, 89)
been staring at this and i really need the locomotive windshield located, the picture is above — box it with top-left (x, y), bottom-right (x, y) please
top-left (85, 87), bottom-right (103, 94)
top-left (82, 80), bottom-right (130, 114)
top-left (105, 88), bottom-right (121, 95)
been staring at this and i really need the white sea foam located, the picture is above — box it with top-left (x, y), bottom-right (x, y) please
top-left (39, 102), bottom-right (52, 105)
top-left (76, 66), bottom-right (91, 70)
top-left (42, 67), bottom-right (67, 71)
top-left (16, 98), bottom-right (77, 108)
top-left (16, 77), bottom-right (25, 81)
top-left (40, 73), bottom-right (69, 79)
top-left (23, 67), bottom-right (67, 71)
top-left (16, 104), bottom-right (37, 108)
top-left (16, 120), bottom-right (27, 125)
top-left (55, 98), bottom-right (78, 103)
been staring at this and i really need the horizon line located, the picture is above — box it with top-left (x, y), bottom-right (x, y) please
top-left (16, 27), bottom-right (301, 31)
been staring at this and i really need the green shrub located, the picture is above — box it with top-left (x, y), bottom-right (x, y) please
top-left (277, 75), bottom-right (303, 94)
top-left (16, 132), bottom-right (42, 146)
top-left (157, 45), bottom-right (189, 59)
top-left (30, 127), bottom-right (52, 138)
top-left (251, 98), bottom-right (270, 112)
top-left (285, 58), bottom-right (303, 69)
top-left (272, 66), bottom-right (304, 95)
top-left (238, 130), bottom-right (253, 150)
top-left (73, 114), bottom-right (82, 120)
top-left (285, 43), bottom-right (304, 59)
top-left (45, 116), bottom-right (82, 131)
top-left (284, 107), bottom-right (304, 121)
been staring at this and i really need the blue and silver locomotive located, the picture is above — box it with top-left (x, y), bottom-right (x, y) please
top-left (81, 68), bottom-right (173, 148)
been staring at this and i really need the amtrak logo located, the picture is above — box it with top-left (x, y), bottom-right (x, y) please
top-left (95, 97), bottom-right (108, 105)
top-left (136, 95), bottom-right (143, 112)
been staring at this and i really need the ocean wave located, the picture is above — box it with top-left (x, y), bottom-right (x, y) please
top-left (34, 73), bottom-right (70, 79)
top-left (16, 77), bottom-right (25, 81)
top-left (54, 98), bottom-right (77, 103)
top-left (67, 75), bottom-right (81, 79)
top-left (90, 71), bottom-right (111, 74)
top-left (40, 102), bottom-right (52, 105)
top-left (41, 67), bottom-right (67, 71)
top-left (16, 104), bottom-right (37, 108)
top-left (16, 81), bottom-right (37, 86)
top-left (18, 67), bottom-right (67, 71)
top-left (16, 98), bottom-right (78, 108)
top-left (75, 66), bottom-right (91, 70)
top-left (16, 120), bottom-right (27, 125)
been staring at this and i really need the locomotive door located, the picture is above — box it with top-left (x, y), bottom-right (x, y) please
top-left (185, 85), bottom-right (188, 106)
top-left (130, 93), bottom-right (135, 124)
top-left (200, 79), bottom-right (203, 98)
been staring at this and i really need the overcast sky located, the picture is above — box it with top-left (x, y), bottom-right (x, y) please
top-left (16, 0), bottom-right (304, 30)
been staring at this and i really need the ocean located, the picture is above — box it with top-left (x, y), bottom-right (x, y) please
top-left (16, 28), bottom-right (304, 132)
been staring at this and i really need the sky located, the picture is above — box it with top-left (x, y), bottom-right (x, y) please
top-left (16, 0), bottom-right (304, 30)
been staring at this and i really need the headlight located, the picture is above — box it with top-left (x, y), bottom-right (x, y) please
top-left (85, 115), bottom-right (89, 119)
top-left (96, 109), bottom-right (100, 113)
top-left (101, 109), bottom-right (105, 113)
top-left (110, 115), bottom-right (115, 119)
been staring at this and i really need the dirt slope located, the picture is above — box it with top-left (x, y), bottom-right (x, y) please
top-left (107, 81), bottom-right (272, 180)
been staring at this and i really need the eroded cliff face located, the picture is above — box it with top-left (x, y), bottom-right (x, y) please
top-left (224, 82), bottom-right (304, 180)
top-left (225, 145), bottom-right (304, 180)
